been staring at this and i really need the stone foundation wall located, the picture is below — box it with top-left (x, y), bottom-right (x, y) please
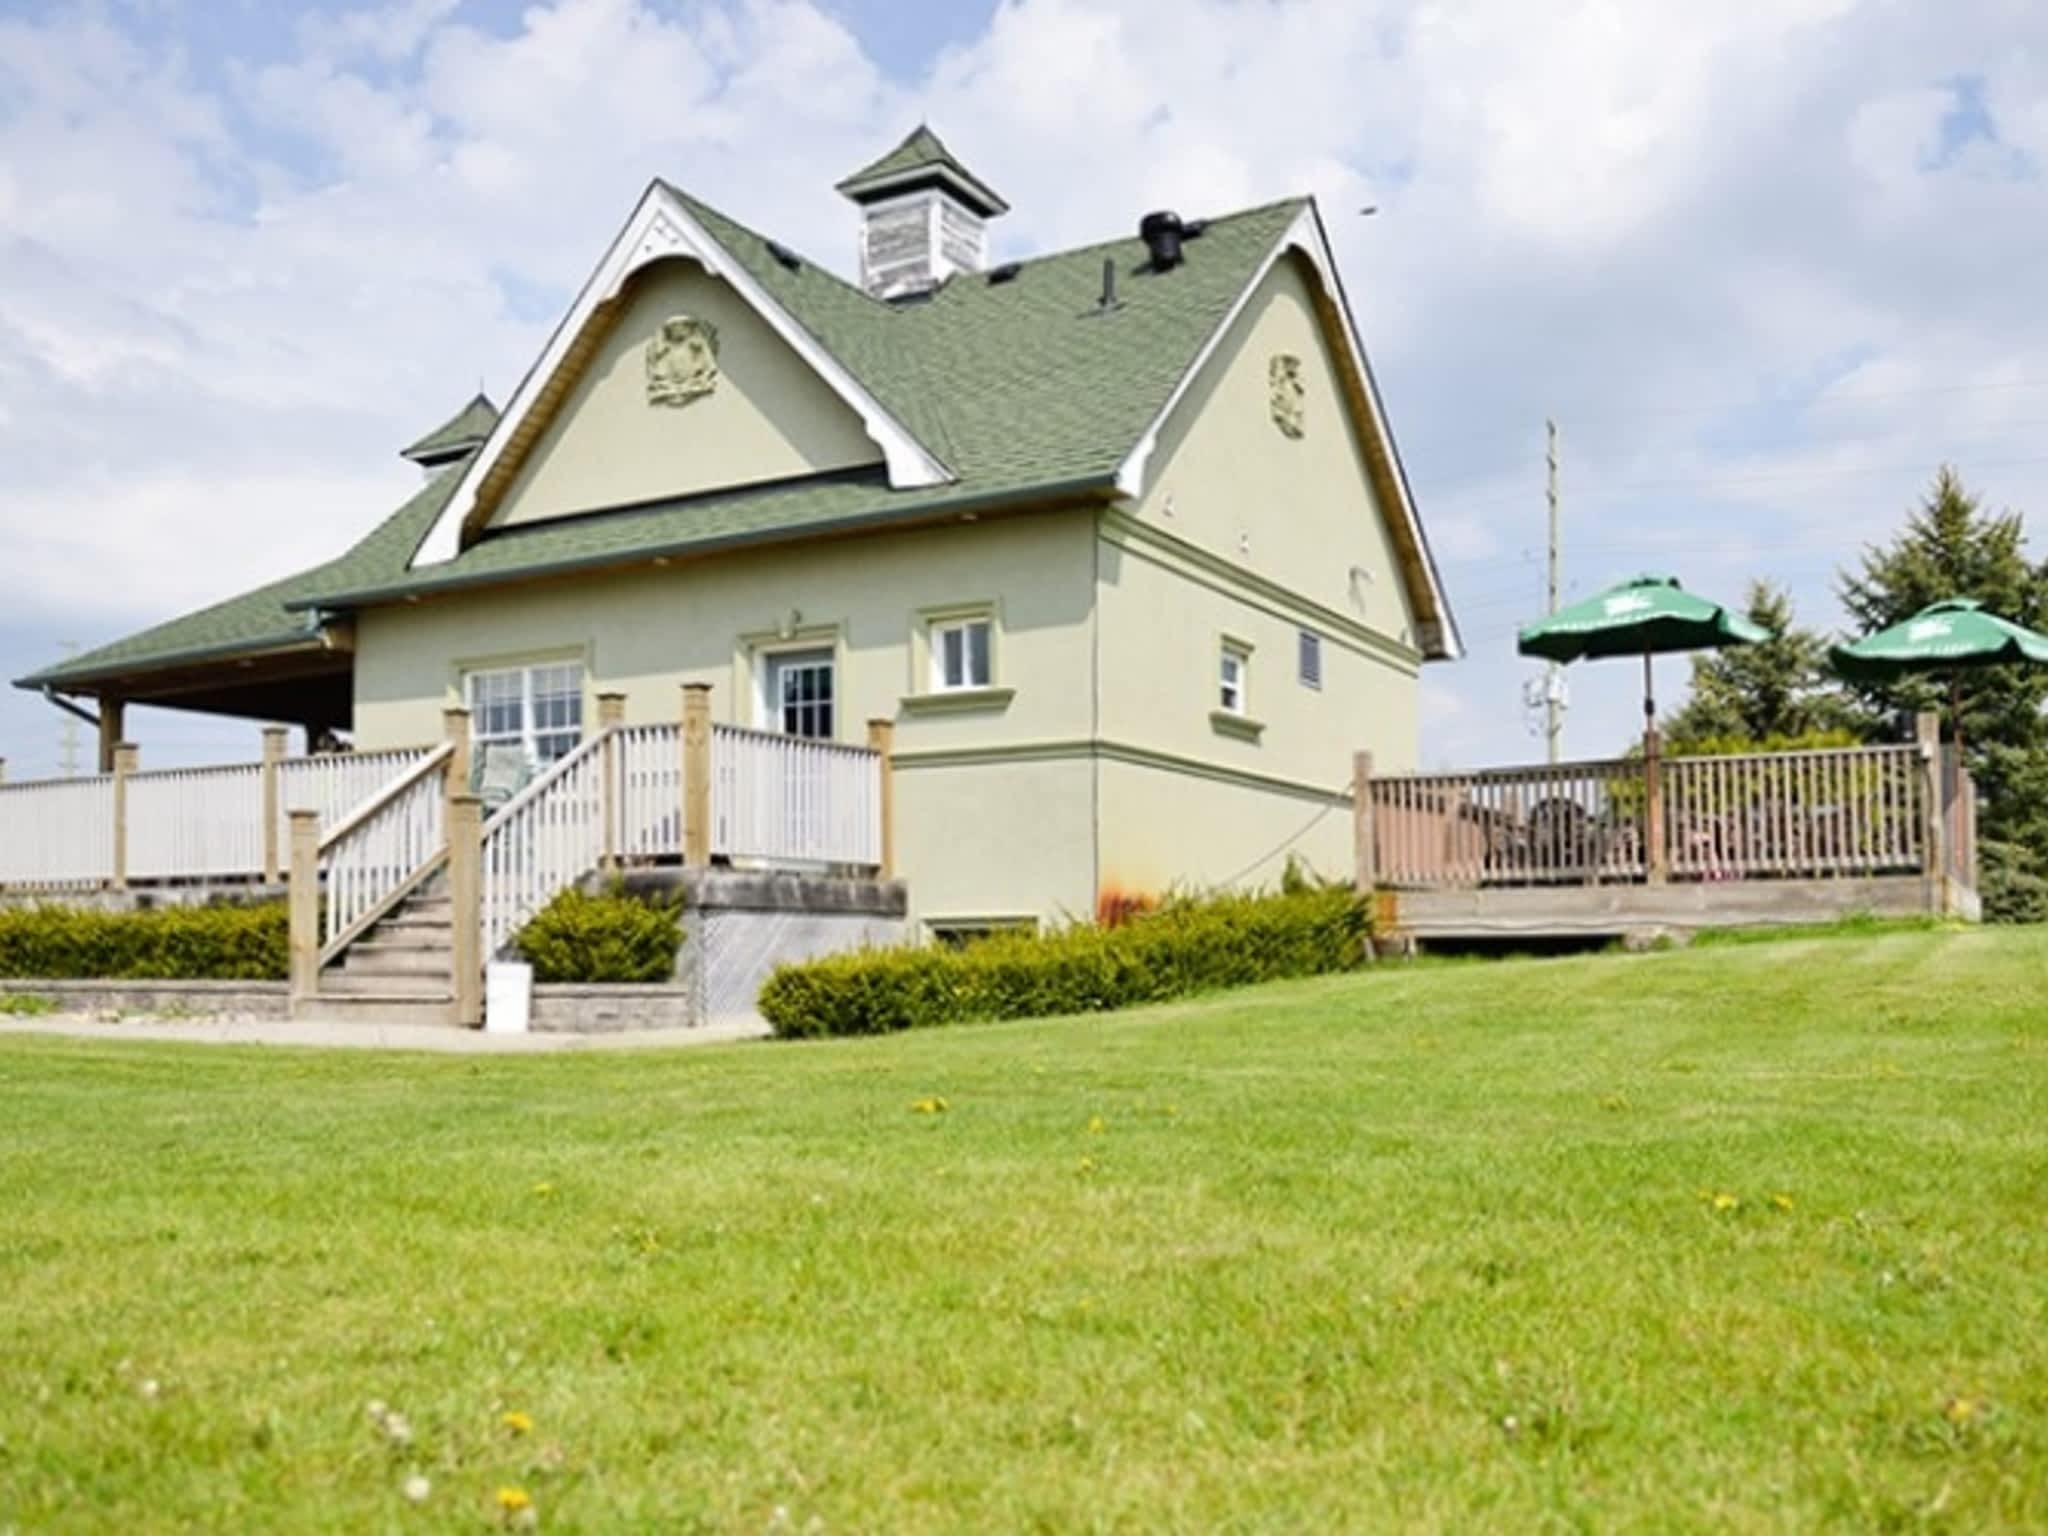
top-left (0, 884), bottom-right (285, 914)
top-left (0, 979), bottom-right (289, 1018)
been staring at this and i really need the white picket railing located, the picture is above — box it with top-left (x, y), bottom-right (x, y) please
top-left (480, 734), bottom-right (610, 961)
top-left (616, 723), bottom-right (682, 860)
top-left (127, 764), bottom-right (267, 882)
top-left (0, 774), bottom-right (118, 889)
top-left (278, 747), bottom-right (435, 844)
top-left (319, 745), bottom-right (454, 960)
top-left (711, 724), bottom-right (881, 867)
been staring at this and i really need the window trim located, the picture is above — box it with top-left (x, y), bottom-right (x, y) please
top-left (1218, 636), bottom-right (1252, 716)
top-left (735, 621), bottom-right (847, 744)
top-left (929, 614), bottom-right (994, 694)
top-left (905, 600), bottom-right (1010, 715)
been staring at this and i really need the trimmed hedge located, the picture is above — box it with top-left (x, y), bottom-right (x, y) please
top-left (0, 902), bottom-right (288, 981)
top-left (514, 887), bottom-right (683, 984)
top-left (758, 885), bottom-right (1369, 1039)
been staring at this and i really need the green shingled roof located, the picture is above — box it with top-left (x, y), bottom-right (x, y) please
top-left (833, 125), bottom-right (1007, 215)
top-left (401, 393), bottom-right (499, 463)
top-left (20, 189), bottom-right (1325, 691)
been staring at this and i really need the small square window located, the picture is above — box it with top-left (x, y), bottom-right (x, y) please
top-left (930, 616), bottom-right (993, 692)
top-left (1298, 629), bottom-right (1323, 690)
top-left (1219, 645), bottom-right (1249, 715)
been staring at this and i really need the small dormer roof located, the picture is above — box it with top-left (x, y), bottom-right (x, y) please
top-left (400, 393), bottom-right (500, 467)
top-left (834, 125), bottom-right (1009, 218)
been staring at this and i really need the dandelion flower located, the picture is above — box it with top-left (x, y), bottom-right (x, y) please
top-left (530, 1181), bottom-right (556, 1197)
top-left (1711, 1192), bottom-right (1740, 1212)
top-left (1944, 1395), bottom-right (1985, 1426)
top-left (501, 1410), bottom-right (534, 1436)
top-left (1770, 1193), bottom-right (1795, 1212)
top-left (403, 1474), bottom-right (432, 1504)
top-left (1077, 1155), bottom-right (1098, 1175)
top-left (497, 1485), bottom-right (534, 1515)
top-left (1086, 1115), bottom-right (1106, 1135)
top-left (910, 1096), bottom-right (949, 1115)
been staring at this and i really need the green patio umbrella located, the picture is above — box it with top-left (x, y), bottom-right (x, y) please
top-left (1517, 574), bottom-right (1769, 738)
top-left (1830, 597), bottom-right (2048, 753)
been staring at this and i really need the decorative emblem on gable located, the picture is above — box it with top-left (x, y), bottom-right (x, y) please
top-left (1269, 354), bottom-right (1306, 439)
top-left (646, 315), bottom-right (720, 407)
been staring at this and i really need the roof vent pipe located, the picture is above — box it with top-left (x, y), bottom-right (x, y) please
top-left (1140, 210), bottom-right (1185, 271)
top-left (1099, 257), bottom-right (1119, 311)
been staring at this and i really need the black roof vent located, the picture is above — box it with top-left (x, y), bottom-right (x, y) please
top-left (987, 260), bottom-right (1022, 285)
top-left (765, 239), bottom-right (803, 272)
top-left (1181, 218), bottom-right (1210, 241)
top-left (1139, 210), bottom-right (1185, 272)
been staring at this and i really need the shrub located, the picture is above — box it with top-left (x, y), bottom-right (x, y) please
top-left (0, 902), bottom-right (288, 981)
top-left (759, 885), bottom-right (1368, 1039)
top-left (514, 887), bottom-right (682, 984)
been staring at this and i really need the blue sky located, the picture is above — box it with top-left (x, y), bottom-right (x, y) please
top-left (2, 0), bottom-right (2045, 782)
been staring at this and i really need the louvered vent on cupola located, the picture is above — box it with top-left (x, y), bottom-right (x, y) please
top-left (835, 125), bottom-right (1009, 301)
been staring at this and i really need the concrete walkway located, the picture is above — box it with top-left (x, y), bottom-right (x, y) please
top-left (0, 1014), bottom-right (773, 1053)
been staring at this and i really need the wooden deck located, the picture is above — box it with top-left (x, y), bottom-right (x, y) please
top-left (1354, 715), bottom-right (1978, 943)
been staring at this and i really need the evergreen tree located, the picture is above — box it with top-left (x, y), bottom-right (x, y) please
top-left (1663, 580), bottom-right (1858, 751)
top-left (1838, 466), bottom-right (2048, 920)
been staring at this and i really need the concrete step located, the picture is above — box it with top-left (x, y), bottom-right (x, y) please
top-left (294, 994), bottom-right (457, 1029)
top-left (380, 911), bottom-right (454, 936)
top-left (342, 942), bottom-right (451, 978)
top-left (321, 970), bottom-right (453, 999)
top-left (351, 927), bottom-right (448, 953)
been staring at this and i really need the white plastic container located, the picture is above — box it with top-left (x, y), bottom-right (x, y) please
top-left (485, 961), bottom-right (533, 1034)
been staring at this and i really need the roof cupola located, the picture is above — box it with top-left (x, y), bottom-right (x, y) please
top-left (836, 125), bottom-right (1008, 300)
top-left (400, 393), bottom-right (499, 478)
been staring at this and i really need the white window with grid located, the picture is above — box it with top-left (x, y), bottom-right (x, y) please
top-left (929, 616), bottom-right (992, 692)
top-left (1219, 644), bottom-right (1249, 714)
top-left (466, 661), bottom-right (584, 766)
top-left (764, 649), bottom-right (836, 740)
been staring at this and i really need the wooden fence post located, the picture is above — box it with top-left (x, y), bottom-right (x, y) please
top-left (448, 792), bottom-right (483, 1027)
top-left (260, 726), bottom-right (289, 884)
top-left (1643, 728), bottom-right (1668, 885)
top-left (1915, 710), bottom-right (1947, 915)
top-left (681, 684), bottom-right (711, 869)
top-left (110, 743), bottom-right (138, 891)
top-left (442, 706), bottom-right (472, 803)
top-left (867, 717), bottom-right (896, 880)
top-left (597, 692), bottom-right (626, 871)
top-left (1352, 751), bottom-right (1376, 892)
top-left (288, 809), bottom-right (320, 1007)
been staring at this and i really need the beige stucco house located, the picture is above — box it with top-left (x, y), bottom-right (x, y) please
top-left (19, 128), bottom-right (1459, 938)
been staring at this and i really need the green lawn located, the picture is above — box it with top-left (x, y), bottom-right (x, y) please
top-left (3, 928), bottom-right (2045, 1532)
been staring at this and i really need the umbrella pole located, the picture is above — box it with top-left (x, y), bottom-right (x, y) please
top-left (1642, 649), bottom-right (1666, 883)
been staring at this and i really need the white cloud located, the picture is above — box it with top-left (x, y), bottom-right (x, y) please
top-left (1, 0), bottom-right (2045, 775)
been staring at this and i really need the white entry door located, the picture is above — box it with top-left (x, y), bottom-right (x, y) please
top-left (763, 649), bottom-right (836, 740)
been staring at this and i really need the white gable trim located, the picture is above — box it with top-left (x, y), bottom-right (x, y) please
top-left (1111, 203), bottom-right (1460, 660)
top-left (411, 183), bottom-right (951, 568)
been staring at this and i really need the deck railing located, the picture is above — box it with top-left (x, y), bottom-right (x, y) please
top-left (711, 723), bottom-right (882, 867)
top-left (1365, 739), bottom-right (1960, 891)
top-left (480, 733), bottom-right (611, 961)
top-left (0, 739), bottom-right (435, 893)
top-left (0, 774), bottom-right (118, 890)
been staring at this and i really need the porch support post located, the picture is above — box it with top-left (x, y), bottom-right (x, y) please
top-left (1916, 710), bottom-right (1947, 916)
top-left (1643, 727), bottom-right (1668, 885)
top-left (597, 692), bottom-right (626, 872)
top-left (287, 809), bottom-right (320, 1007)
top-left (682, 684), bottom-right (712, 869)
top-left (1352, 751), bottom-right (1376, 893)
top-left (110, 743), bottom-right (138, 891)
top-left (260, 726), bottom-right (289, 884)
top-left (97, 700), bottom-right (126, 775)
top-left (866, 717), bottom-right (896, 880)
top-left (448, 792), bottom-right (483, 1027)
